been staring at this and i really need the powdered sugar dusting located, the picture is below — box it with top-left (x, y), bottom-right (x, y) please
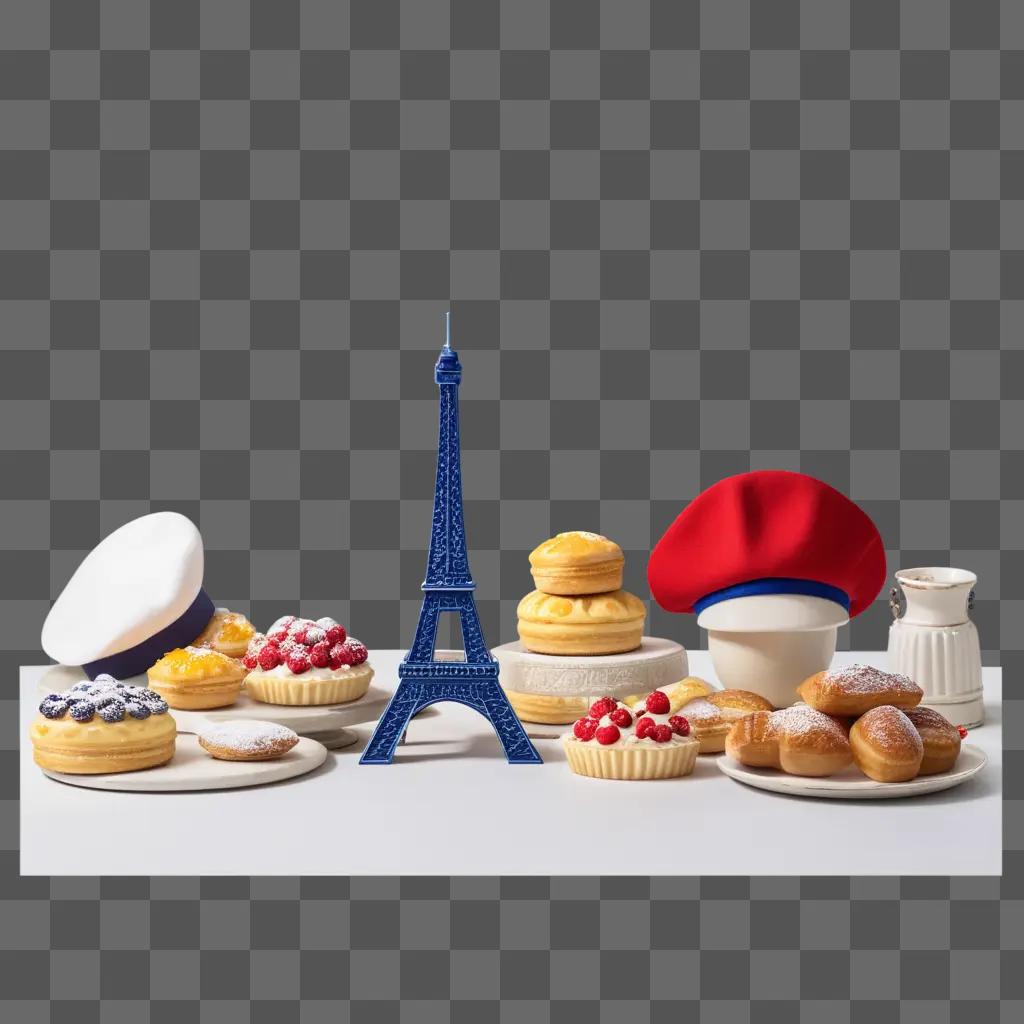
top-left (772, 704), bottom-right (847, 742)
top-left (198, 721), bottom-right (298, 754)
top-left (857, 706), bottom-right (924, 755)
top-left (679, 697), bottom-right (719, 721)
top-left (823, 663), bottom-right (920, 694)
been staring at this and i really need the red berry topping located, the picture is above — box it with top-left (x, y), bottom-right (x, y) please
top-left (651, 723), bottom-right (673, 743)
top-left (267, 629), bottom-right (288, 643)
top-left (242, 653), bottom-right (258, 670)
top-left (325, 624), bottom-right (346, 645)
top-left (573, 717), bottom-right (598, 741)
top-left (286, 650), bottom-right (311, 674)
top-left (668, 715), bottom-right (691, 737)
top-left (257, 645), bottom-right (281, 671)
top-left (589, 696), bottom-right (617, 720)
top-left (291, 627), bottom-right (309, 645)
top-left (957, 725), bottom-right (968, 738)
top-left (595, 724), bottom-right (621, 745)
top-left (609, 706), bottom-right (633, 728)
top-left (309, 641), bottom-right (331, 668)
top-left (644, 690), bottom-right (670, 715)
top-left (345, 639), bottom-right (368, 665)
top-left (634, 715), bottom-right (657, 739)
top-left (332, 642), bottom-right (356, 666)
top-left (304, 625), bottom-right (326, 646)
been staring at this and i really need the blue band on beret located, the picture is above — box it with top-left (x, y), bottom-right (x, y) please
top-left (82, 588), bottom-right (216, 680)
top-left (693, 578), bottom-right (850, 617)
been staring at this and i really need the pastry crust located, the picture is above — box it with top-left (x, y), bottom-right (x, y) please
top-left (849, 705), bottom-right (924, 782)
top-left (197, 721), bottom-right (299, 761)
top-left (244, 663), bottom-right (374, 706)
top-left (31, 713), bottom-right (176, 774)
top-left (517, 589), bottom-right (645, 655)
top-left (625, 677), bottom-right (713, 715)
top-left (192, 608), bottom-right (256, 659)
top-left (562, 735), bottom-right (699, 780)
top-left (797, 664), bottom-right (923, 717)
top-left (147, 646), bottom-right (246, 710)
top-left (529, 531), bottom-right (624, 595)
top-left (726, 706), bottom-right (853, 777)
top-left (680, 689), bottom-right (775, 753)
top-left (903, 707), bottom-right (961, 775)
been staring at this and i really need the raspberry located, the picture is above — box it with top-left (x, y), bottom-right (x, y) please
top-left (304, 626), bottom-right (326, 646)
top-left (595, 724), bottom-right (621, 745)
top-left (589, 696), bottom-right (617, 720)
top-left (609, 706), bottom-right (633, 728)
top-left (651, 723), bottom-right (673, 743)
top-left (126, 701), bottom-right (150, 720)
top-left (270, 615), bottom-right (296, 633)
top-left (316, 616), bottom-right (337, 629)
top-left (309, 641), bottom-right (331, 668)
top-left (957, 725), bottom-right (968, 738)
top-left (291, 627), bottom-right (309, 645)
top-left (257, 645), bottom-right (281, 671)
top-left (242, 653), bottom-right (258, 670)
top-left (634, 715), bottom-right (657, 739)
top-left (644, 690), bottom-right (670, 715)
top-left (325, 624), bottom-right (346, 645)
top-left (69, 701), bottom-right (95, 722)
top-left (345, 639), bottom-right (368, 665)
top-left (331, 642), bottom-right (355, 666)
top-left (573, 717), bottom-right (598, 741)
top-left (287, 650), bottom-right (311, 674)
top-left (267, 629), bottom-right (288, 644)
top-left (668, 715), bottom-right (691, 737)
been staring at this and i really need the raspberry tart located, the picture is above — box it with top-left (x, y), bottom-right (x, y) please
top-left (562, 691), bottom-right (699, 780)
top-left (30, 676), bottom-right (176, 774)
top-left (241, 616), bottom-right (374, 706)
top-left (147, 646), bottom-right (246, 710)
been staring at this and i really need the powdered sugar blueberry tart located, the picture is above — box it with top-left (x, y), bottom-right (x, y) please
top-left (562, 690), bottom-right (699, 780)
top-left (242, 615), bottom-right (374, 706)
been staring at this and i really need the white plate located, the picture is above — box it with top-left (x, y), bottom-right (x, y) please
top-left (717, 743), bottom-right (987, 799)
top-left (40, 734), bottom-right (328, 793)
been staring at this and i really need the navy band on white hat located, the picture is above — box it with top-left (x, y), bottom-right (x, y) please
top-left (692, 577), bottom-right (851, 618)
top-left (82, 588), bottom-right (215, 680)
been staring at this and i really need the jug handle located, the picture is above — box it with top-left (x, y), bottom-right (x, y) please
top-left (889, 587), bottom-right (902, 619)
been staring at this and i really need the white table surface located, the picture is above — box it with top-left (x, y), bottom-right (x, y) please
top-left (20, 651), bottom-right (1002, 876)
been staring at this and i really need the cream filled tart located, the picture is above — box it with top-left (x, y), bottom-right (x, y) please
top-left (192, 607), bottom-right (256, 659)
top-left (31, 676), bottom-right (176, 774)
top-left (147, 646), bottom-right (246, 710)
top-left (242, 615), bottom-right (374, 706)
top-left (562, 691), bottom-right (699, 780)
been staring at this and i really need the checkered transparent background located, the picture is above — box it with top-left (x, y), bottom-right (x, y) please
top-left (1, 0), bottom-right (1022, 1017)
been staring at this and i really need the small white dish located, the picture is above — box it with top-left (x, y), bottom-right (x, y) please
top-left (717, 743), bottom-right (987, 800)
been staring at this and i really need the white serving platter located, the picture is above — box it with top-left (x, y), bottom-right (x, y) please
top-left (40, 734), bottom-right (328, 793)
top-left (717, 743), bottom-right (987, 799)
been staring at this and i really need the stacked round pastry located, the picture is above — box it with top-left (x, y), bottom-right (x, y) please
top-left (241, 615), bottom-right (374, 705)
top-left (147, 646), bottom-right (246, 710)
top-left (30, 676), bottom-right (176, 774)
top-left (675, 689), bottom-right (775, 754)
top-left (562, 691), bottom-right (699, 780)
top-left (725, 664), bottom-right (965, 781)
top-left (517, 532), bottom-right (645, 656)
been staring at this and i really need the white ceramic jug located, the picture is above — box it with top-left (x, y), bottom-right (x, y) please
top-left (887, 567), bottom-right (983, 728)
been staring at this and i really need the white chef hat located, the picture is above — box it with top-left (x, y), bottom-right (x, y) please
top-left (41, 512), bottom-right (213, 679)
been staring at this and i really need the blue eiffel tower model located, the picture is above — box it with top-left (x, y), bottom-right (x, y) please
top-left (360, 315), bottom-right (542, 765)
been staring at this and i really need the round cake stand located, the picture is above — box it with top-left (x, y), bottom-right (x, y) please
top-left (491, 637), bottom-right (690, 726)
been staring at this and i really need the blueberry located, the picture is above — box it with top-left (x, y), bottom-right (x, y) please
top-left (69, 701), bottom-right (95, 722)
top-left (140, 689), bottom-right (166, 706)
top-left (98, 701), bottom-right (125, 723)
top-left (125, 701), bottom-right (150, 720)
top-left (40, 699), bottom-right (68, 719)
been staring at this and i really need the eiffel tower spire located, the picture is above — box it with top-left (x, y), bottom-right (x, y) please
top-left (423, 313), bottom-right (473, 591)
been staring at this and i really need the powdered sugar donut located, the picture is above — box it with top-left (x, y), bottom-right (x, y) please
top-left (198, 721), bottom-right (299, 762)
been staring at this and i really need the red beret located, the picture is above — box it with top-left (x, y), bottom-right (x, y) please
top-left (647, 470), bottom-right (886, 619)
